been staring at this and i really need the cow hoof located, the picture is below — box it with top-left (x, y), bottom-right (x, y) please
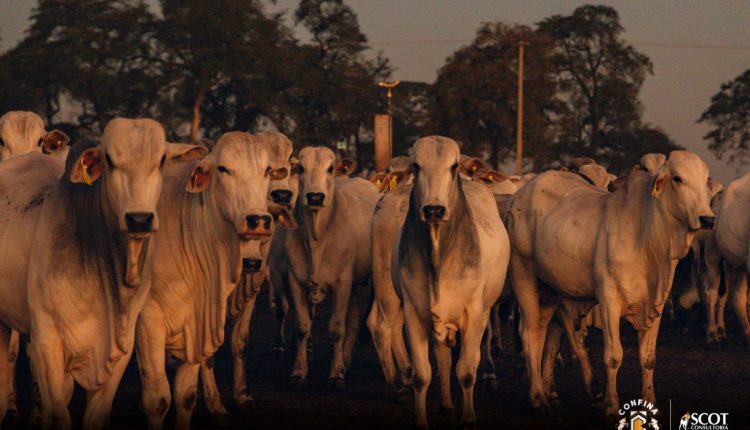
top-left (328, 377), bottom-right (346, 391)
top-left (214, 412), bottom-right (234, 428)
top-left (706, 339), bottom-right (721, 351)
top-left (439, 405), bottom-right (455, 418)
top-left (394, 388), bottom-right (410, 404)
top-left (239, 399), bottom-right (257, 415)
top-left (479, 376), bottom-right (498, 391)
top-left (289, 375), bottom-right (306, 388)
top-left (491, 345), bottom-right (503, 357)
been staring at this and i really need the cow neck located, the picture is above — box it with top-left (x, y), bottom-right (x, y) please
top-left (294, 191), bottom-right (336, 280)
top-left (401, 178), bottom-right (478, 300)
top-left (173, 175), bottom-right (238, 362)
top-left (59, 173), bottom-right (136, 362)
top-left (624, 172), bottom-right (691, 328)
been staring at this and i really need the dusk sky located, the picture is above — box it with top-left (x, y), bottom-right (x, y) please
top-left (1, 0), bottom-right (749, 183)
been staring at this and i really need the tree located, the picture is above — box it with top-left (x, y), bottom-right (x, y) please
top-left (428, 22), bottom-right (560, 169)
top-left (8, 0), bottom-right (163, 131)
top-left (289, 0), bottom-right (391, 156)
top-left (699, 69), bottom-right (750, 167)
top-left (158, 0), bottom-right (294, 140)
top-left (538, 5), bottom-right (654, 160)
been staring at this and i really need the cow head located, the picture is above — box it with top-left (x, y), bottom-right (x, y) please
top-left (185, 131), bottom-right (296, 241)
top-left (575, 157), bottom-right (612, 190)
top-left (296, 146), bottom-right (338, 211)
top-left (650, 150), bottom-right (715, 231)
top-left (411, 136), bottom-right (461, 226)
top-left (68, 118), bottom-right (206, 286)
top-left (0, 111), bottom-right (70, 161)
top-left (254, 132), bottom-right (298, 209)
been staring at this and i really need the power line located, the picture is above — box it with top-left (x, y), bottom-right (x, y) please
top-left (370, 38), bottom-right (750, 51)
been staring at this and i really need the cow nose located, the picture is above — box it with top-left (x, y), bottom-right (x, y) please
top-left (242, 258), bottom-right (263, 273)
top-left (246, 215), bottom-right (272, 231)
top-left (422, 205), bottom-right (446, 223)
top-left (306, 192), bottom-right (325, 208)
top-left (699, 215), bottom-right (716, 229)
top-left (270, 189), bottom-right (293, 205)
top-left (125, 212), bottom-right (154, 233)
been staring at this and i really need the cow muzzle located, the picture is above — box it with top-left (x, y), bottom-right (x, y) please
top-left (125, 212), bottom-right (155, 235)
top-left (699, 215), bottom-right (716, 230)
top-left (271, 189), bottom-right (293, 206)
top-left (421, 205), bottom-right (447, 224)
top-left (242, 257), bottom-right (263, 273)
top-left (243, 214), bottom-right (273, 238)
top-left (306, 192), bottom-right (325, 209)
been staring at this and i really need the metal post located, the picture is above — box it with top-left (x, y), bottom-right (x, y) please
top-left (516, 41), bottom-right (525, 176)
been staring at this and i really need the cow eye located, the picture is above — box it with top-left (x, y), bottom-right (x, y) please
top-left (673, 176), bottom-right (683, 184)
top-left (105, 153), bottom-right (114, 170)
top-left (0, 138), bottom-right (5, 147)
top-left (412, 163), bottom-right (420, 174)
top-left (451, 162), bottom-right (458, 175)
top-left (37, 138), bottom-right (44, 147)
top-left (217, 166), bottom-right (229, 174)
top-left (297, 165), bottom-right (304, 175)
top-left (327, 165), bottom-right (334, 175)
top-left (265, 166), bottom-right (271, 177)
top-left (159, 154), bottom-right (166, 168)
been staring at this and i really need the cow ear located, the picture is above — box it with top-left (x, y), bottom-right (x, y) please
top-left (369, 172), bottom-right (386, 188)
top-left (459, 157), bottom-right (486, 179)
top-left (334, 157), bottom-right (357, 177)
top-left (269, 167), bottom-right (289, 180)
top-left (168, 143), bottom-right (208, 163)
top-left (378, 169), bottom-right (412, 192)
top-left (708, 178), bottom-right (723, 198)
top-left (651, 167), bottom-right (668, 198)
top-left (483, 170), bottom-right (508, 183)
top-left (269, 203), bottom-right (297, 230)
top-left (70, 147), bottom-right (103, 185)
top-left (573, 157), bottom-right (595, 168)
top-left (186, 160), bottom-right (212, 193)
top-left (289, 158), bottom-right (300, 177)
top-left (42, 129), bottom-right (70, 154)
top-left (640, 153), bottom-right (667, 174)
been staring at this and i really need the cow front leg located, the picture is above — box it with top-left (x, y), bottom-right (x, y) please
top-left (199, 360), bottom-right (229, 421)
top-left (136, 319), bottom-right (171, 430)
top-left (174, 362), bottom-right (200, 430)
top-left (730, 269), bottom-right (750, 348)
top-left (478, 321), bottom-right (498, 391)
top-left (637, 316), bottom-right (663, 406)
top-left (404, 299), bottom-right (431, 430)
top-left (231, 292), bottom-right (258, 409)
top-left (29, 328), bottom-right (71, 430)
top-left (600, 298), bottom-right (624, 419)
top-left (328, 278), bottom-right (353, 388)
top-left (82, 349), bottom-right (132, 430)
top-left (0, 324), bottom-right (11, 424)
top-left (434, 342), bottom-right (454, 417)
top-left (288, 275), bottom-right (312, 386)
top-left (456, 308), bottom-right (489, 429)
top-left (704, 243), bottom-right (722, 346)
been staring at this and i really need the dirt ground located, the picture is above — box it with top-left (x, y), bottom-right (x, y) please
top-left (9, 288), bottom-right (750, 430)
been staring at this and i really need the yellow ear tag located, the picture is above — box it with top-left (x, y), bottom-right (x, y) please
top-left (389, 174), bottom-right (398, 191)
top-left (191, 172), bottom-right (198, 189)
top-left (80, 158), bottom-right (93, 186)
top-left (375, 178), bottom-right (382, 187)
top-left (651, 182), bottom-right (661, 199)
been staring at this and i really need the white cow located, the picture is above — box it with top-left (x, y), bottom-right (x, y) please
top-left (0, 111), bottom-right (70, 161)
top-left (393, 136), bottom-right (509, 428)
top-left (506, 150), bottom-right (714, 417)
top-left (0, 118), bottom-right (205, 429)
top-left (197, 131), bottom-right (296, 418)
top-left (705, 172), bottom-right (750, 348)
top-left (284, 146), bottom-right (379, 388)
top-left (136, 131), bottom-right (294, 430)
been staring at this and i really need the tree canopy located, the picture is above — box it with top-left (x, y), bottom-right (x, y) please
top-left (699, 69), bottom-right (750, 167)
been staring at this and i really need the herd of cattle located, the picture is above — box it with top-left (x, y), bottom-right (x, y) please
top-left (0, 110), bottom-right (747, 429)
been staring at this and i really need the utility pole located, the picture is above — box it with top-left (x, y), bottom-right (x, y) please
top-left (375, 80), bottom-right (400, 172)
top-left (516, 41), bottom-right (526, 176)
